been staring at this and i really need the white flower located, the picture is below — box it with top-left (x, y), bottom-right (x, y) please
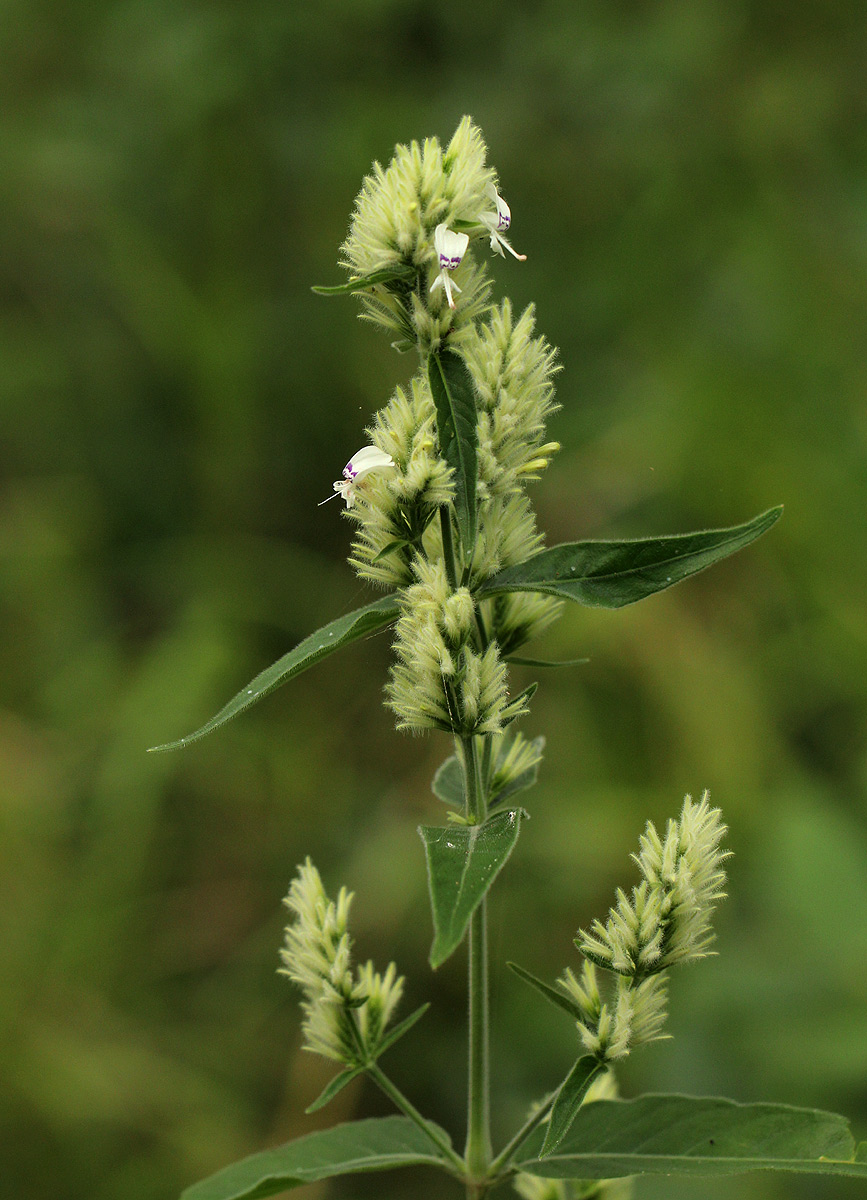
top-left (429, 223), bottom-right (469, 309)
top-left (322, 445), bottom-right (395, 508)
top-left (479, 184), bottom-right (526, 261)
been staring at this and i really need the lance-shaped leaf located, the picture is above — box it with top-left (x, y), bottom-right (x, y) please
top-left (541, 1056), bottom-right (606, 1157)
top-left (312, 264), bottom-right (417, 295)
top-left (149, 596), bottom-right (399, 752)
top-left (507, 961), bottom-right (585, 1021)
top-left (428, 349), bottom-right (478, 557)
top-left (181, 1116), bottom-right (456, 1200)
top-left (515, 1094), bottom-right (867, 1182)
top-left (304, 1066), bottom-right (364, 1114)
top-left (478, 507), bottom-right (782, 610)
top-left (420, 809), bottom-right (524, 968)
top-left (506, 656), bottom-right (589, 668)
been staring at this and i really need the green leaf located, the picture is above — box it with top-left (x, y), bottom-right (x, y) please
top-left (312, 264), bottom-right (417, 295)
top-left (304, 1067), bottom-right (363, 1114)
top-left (432, 755), bottom-right (465, 807)
top-left (419, 809), bottom-right (525, 968)
top-left (506, 656), bottom-right (589, 668)
top-left (148, 596), bottom-right (399, 752)
top-left (541, 1057), bottom-right (606, 1156)
top-left (181, 1116), bottom-right (455, 1200)
top-left (374, 1002), bottom-right (431, 1058)
top-left (516, 1094), bottom-right (867, 1181)
top-left (507, 961), bottom-right (585, 1021)
top-left (428, 349), bottom-right (478, 557)
top-left (479, 507), bottom-right (782, 610)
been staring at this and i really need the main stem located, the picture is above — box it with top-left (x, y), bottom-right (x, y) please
top-left (465, 898), bottom-right (491, 1190)
top-left (463, 734), bottom-right (491, 1192)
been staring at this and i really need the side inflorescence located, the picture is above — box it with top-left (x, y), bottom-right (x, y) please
top-left (560, 793), bottom-right (729, 1063)
top-left (279, 859), bottom-right (404, 1066)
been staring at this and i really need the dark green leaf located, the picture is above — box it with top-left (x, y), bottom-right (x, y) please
top-left (420, 809), bottom-right (525, 968)
top-left (516, 1094), bottom-right (867, 1181)
top-left (148, 596), bottom-right (399, 752)
top-left (507, 961), bottom-right (585, 1021)
top-left (375, 1002), bottom-right (431, 1057)
top-left (432, 755), bottom-right (465, 807)
top-left (541, 1058), bottom-right (606, 1156)
top-left (312, 264), bottom-right (417, 295)
top-left (479, 507), bottom-right (782, 610)
top-left (373, 539), bottom-right (411, 562)
top-left (507, 656), bottom-right (589, 668)
top-left (181, 1116), bottom-right (455, 1200)
top-left (305, 1067), bottom-right (363, 1114)
top-left (428, 350), bottom-right (478, 557)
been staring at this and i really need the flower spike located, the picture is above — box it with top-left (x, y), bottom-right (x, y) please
top-left (321, 445), bottom-right (395, 508)
top-left (479, 184), bottom-right (526, 260)
top-left (429, 223), bottom-right (469, 309)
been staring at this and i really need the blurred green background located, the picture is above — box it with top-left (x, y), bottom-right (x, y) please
top-left (2, 1), bottom-right (867, 1197)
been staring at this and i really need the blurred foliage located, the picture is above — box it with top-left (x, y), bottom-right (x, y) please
top-left (2, 1), bottom-right (867, 1198)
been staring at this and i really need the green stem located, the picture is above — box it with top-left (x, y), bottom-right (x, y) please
top-left (488, 1091), bottom-right (557, 1177)
top-left (461, 734), bottom-right (486, 824)
top-left (366, 1061), bottom-right (466, 1175)
top-left (465, 896), bottom-right (491, 1183)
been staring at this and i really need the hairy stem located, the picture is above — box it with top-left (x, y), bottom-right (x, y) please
top-left (366, 1061), bottom-right (466, 1175)
top-left (465, 897), bottom-right (492, 1183)
top-left (488, 1090), bottom-right (557, 1176)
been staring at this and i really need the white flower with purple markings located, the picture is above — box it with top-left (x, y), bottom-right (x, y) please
top-left (323, 445), bottom-right (395, 508)
top-left (479, 184), bottom-right (526, 261)
top-left (429, 223), bottom-right (469, 310)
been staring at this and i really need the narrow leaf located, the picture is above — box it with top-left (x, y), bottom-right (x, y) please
top-left (541, 1057), bottom-right (606, 1156)
top-left (479, 507), bottom-right (782, 610)
top-left (507, 961), bottom-right (585, 1021)
top-left (428, 349), bottom-right (478, 556)
top-left (149, 596), bottom-right (399, 752)
top-left (516, 1094), bottom-right (867, 1181)
top-left (507, 656), bottom-right (589, 668)
top-left (312, 264), bottom-right (417, 295)
top-left (181, 1116), bottom-right (455, 1200)
top-left (420, 809), bottom-right (524, 968)
top-left (305, 1067), bottom-right (363, 1114)
top-left (432, 755), bottom-right (465, 807)
top-left (374, 1002), bottom-right (431, 1058)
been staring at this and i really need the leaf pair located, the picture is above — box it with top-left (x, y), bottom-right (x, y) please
top-left (180, 1098), bottom-right (867, 1199)
top-left (150, 504), bottom-right (781, 752)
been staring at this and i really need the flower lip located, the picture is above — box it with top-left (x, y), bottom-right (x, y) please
top-left (486, 183), bottom-right (511, 231)
top-left (343, 445), bottom-right (394, 481)
top-left (320, 445), bottom-right (395, 508)
top-left (434, 222), bottom-right (469, 269)
top-left (480, 185), bottom-right (526, 261)
top-left (430, 223), bottom-right (469, 310)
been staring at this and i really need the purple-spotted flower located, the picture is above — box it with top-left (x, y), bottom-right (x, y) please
top-left (479, 184), bottom-right (526, 261)
top-left (429, 223), bottom-right (469, 310)
top-left (322, 445), bottom-right (395, 508)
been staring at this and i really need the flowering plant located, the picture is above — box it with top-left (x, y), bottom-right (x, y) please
top-left (154, 119), bottom-right (867, 1199)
